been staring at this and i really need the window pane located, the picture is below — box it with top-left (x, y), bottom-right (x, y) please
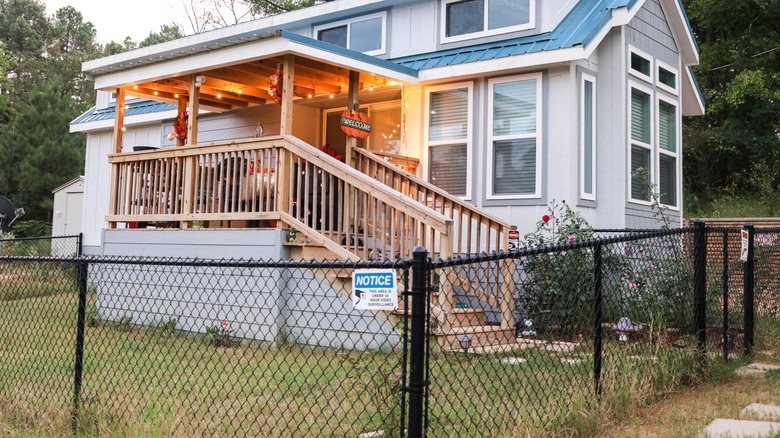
top-left (631, 88), bottom-right (650, 144)
top-left (659, 67), bottom-right (676, 89)
top-left (660, 155), bottom-right (676, 206)
top-left (631, 52), bottom-right (650, 76)
top-left (429, 88), bottom-right (469, 141)
top-left (659, 101), bottom-right (676, 152)
top-left (318, 25), bottom-right (347, 47)
top-left (493, 79), bottom-right (536, 136)
top-left (493, 139), bottom-right (536, 195)
top-left (430, 144), bottom-right (467, 195)
top-left (368, 107), bottom-right (401, 154)
top-left (631, 145), bottom-right (651, 201)
top-left (488, 0), bottom-right (530, 30)
top-left (350, 17), bottom-right (382, 52)
top-left (446, 0), bottom-right (484, 37)
top-left (583, 80), bottom-right (594, 195)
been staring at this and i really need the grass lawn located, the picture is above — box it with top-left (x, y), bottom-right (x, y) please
top-left (0, 286), bottom-right (708, 437)
top-left (605, 318), bottom-right (780, 437)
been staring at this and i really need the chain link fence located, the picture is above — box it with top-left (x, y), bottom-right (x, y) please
top-left (0, 234), bottom-right (81, 257)
top-left (0, 225), bottom-right (777, 436)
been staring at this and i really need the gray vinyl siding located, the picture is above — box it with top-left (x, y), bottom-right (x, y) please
top-left (93, 229), bottom-right (400, 350)
top-left (624, 0), bottom-right (682, 227)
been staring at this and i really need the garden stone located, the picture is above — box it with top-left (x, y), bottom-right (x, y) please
top-left (741, 404), bottom-right (780, 421)
top-left (736, 363), bottom-right (780, 375)
top-left (501, 357), bottom-right (526, 365)
top-left (700, 419), bottom-right (780, 437)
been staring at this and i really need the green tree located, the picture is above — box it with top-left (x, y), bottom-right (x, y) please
top-left (140, 24), bottom-right (184, 47)
top-left (248, 0), bottom-right (322, 15)
top-left (0, 80), bottom-right (84, 221)
top-left (683, 0), bottom-right (780, 211)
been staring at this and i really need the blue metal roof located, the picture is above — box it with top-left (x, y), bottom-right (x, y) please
top-left (71, 100), bottom-right (177, 125)
top-left (392, 0), bottom-right (639, 70)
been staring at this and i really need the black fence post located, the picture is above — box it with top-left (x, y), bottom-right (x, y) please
top-left (78, 232), bottom-right (83, 257)
top-left (593, 243), bottom-right (603, 398)
top-left (722, 230), bottom-right (729, 361)
top-left (693, 220), bottom-right (707, 365)
top-left (408, 247), bottom-right (428, 438)
top-left (743, 223), bottom-right (755, 356)
top-left (72, 259), bottom-right (88, 434)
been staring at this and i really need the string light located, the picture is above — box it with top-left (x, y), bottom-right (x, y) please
top-left (174, 93), bottom-right (179, 98)
top-left (121, 126), bottom-right (126, 131)
top-left (217, 93), bottom-right (222, 99)
top-left (308, 93), bottom-right (313, 98)
top-left (133, 85), bottom-right (138, 90)
top-left (237, 89), bottom-right (242, 94)
top-left (330, 93), bottom-right (335, 99)
top-left (369, 85), bottom-right (374, 91)
top-left (153, 91), bottom-right (158, 96)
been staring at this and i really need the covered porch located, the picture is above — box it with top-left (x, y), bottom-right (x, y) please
top-left (89, 30), bottom-right (513, 261)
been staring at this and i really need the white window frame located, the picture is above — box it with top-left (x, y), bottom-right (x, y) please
top-left (580, 73), bottom-right (597, 201)
top-left (486, 73), bottom-right (542, 200)
top-left (628, 81), bottom-right (654, 206)
top-left (656, 93), bottom-right (680, 210)
top-left (424, 81), bottom-right (473, 200)
top-left (655, 59), bottom-right (679, 96)
top-left (440, 0), bottom-right (536, 44)
top-left (313, 11), bottom-right (387, 56)
top-left (628, 45), bottom-right (653, 84)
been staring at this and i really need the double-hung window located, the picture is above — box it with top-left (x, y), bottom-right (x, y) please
top-left (658, 97), bottom-right (678, 207)
top-left (488, 73), bottom-right (541, 199)
top-left (314, 12), bottom-right (386, 55)
top-left (581, 74), bottom-right (596, 200)
top-left (441, 0), bottom-right (535, 43)
top-left (425, 83), bottom-right (472, 197)
top-left (630, 85), bottom-right (653, 202)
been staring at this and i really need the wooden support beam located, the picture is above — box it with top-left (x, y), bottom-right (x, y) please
top-left (187, 74), bottom-right (200, 146)
top-left (345, 70), bottom-right (360, 168)
top-left (131, 87), bottom-right (231, 111)
top-left (280, 55), bottom-right (294, 136)
top-left (112, 88), bottom-right (126, 154)
top-left (231, 63), bottom-right (342, 93)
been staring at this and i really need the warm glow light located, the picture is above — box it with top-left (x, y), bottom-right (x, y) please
top-left (369, 86), bottom-right (374, 91)
top-left (308, 93), bottom-right (312, 98)
top-left (405, 103), bottom-right (409, 108)
top-left (124, 105), bottom-right (129, 110)
top-left (121, 126), bottom-right (126, 131)
top-left (330, 93), bottom-right (334, 99)
top-left (174, 93), bottom-right (179, 98)
top-left (153, 91), bottom-right (158, 96)
top-left (217, 93), bottom-right (222, 99)
top-left (133, 85), bottom-right (138, 89)
top-left (237, 90), bottom-right (242, 94)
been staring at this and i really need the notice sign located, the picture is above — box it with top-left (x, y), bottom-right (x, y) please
top-left (740, 229), bottom-right (749, 262)
top-left (508, 230), bottom-right (520, 251)
top-left (352, 269), bottom-right (398, 311)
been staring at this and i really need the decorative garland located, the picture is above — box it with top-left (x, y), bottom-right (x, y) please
top-left (268, 73), bottom-right (283, 104)
top-left (173, 111), bottom-right (188, 142)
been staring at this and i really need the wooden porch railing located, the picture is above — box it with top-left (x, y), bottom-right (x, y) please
top-left (106, 136), bottom-right (454, 261)
top-left (354, 147), bottom-right (516, 255)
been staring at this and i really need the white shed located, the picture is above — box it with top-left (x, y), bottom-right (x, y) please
top-left (51, 176), bottom-right (84, 240)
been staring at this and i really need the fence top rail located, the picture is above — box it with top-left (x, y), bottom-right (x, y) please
top-left (432, 227), bottom-right (693, 268)
top-left (0, 234), bottom-right (80, 242)
top-left (0, 254), bottom-right (412, 270)
top-left (705, 226), bottom-right (744, 233)
top-left (754, 227), bottom-right (780, 234)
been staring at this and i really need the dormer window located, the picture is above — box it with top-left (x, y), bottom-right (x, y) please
top-left (442, 0), bottom-right (534, 43)
top-left (314, 12), bottom-right (386, 56)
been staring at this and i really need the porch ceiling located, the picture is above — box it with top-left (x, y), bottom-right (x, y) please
top-left (91, 30), bottom-right (418, 112)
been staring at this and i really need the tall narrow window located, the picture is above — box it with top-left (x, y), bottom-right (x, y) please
top-left (630, 87), bottom-right (652, 201)
top-left (581, 75), bottom-right (596, 200)
top-left (488, 74), bottom-right (541, 198)
top-left (658, 100), bottom-right (677, 206)
top-left (426, 84), bottom-right (471, 197)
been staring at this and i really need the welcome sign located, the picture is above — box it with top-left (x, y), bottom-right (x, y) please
top-left (352, 269), bottom-right (398, 311)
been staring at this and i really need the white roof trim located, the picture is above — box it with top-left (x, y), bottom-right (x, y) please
top-left (682, 67), bottom-right (705, 116)
top-left (82, 0), bottom-right (386, 75)
top-left (92, 37), bottom-right (418, 91)
top-left (52, 176), bottom-right (85, 194)
top-left (658, 0), bottom-right (699, 66)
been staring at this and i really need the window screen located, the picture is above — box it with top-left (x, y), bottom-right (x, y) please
top-left (659, 155), bottom-right (676, 206)
top-left (631, 145), bottom-right (651, 201)
top-left (631, 88), bottom-right (650, 144)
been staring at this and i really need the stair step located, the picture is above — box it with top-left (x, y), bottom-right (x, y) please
top-left (435, 326), bottom-right (516, 350)
top-left (391, 308), bottom-right (485, 328)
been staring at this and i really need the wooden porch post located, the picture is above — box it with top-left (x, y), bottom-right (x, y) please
top-left (181, 75), bottom-right (200, 228)
top-left (345, 70), bottom-right (360, 168)
top-left (277, 55), bottom-right (295, 225)
top-left (108, 87), bottom-right (126, 229)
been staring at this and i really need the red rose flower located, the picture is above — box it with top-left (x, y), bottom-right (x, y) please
top-left (562, 200), bottom-right (566, 204)
top-left (542, 215), bottom-right (550, 222)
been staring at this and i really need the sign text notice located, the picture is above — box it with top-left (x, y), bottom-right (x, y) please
top-left (352, 269), bottom-right (398, 311)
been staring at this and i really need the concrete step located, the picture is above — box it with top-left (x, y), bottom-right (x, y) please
top-left (435, 326), bottom-right (516, 350)
top-left (741, 404), bottom-right (780, 422)
top-left (701, 419), bottom-right (780, 437)
top-left (391, 308), bottom-right (485, 328)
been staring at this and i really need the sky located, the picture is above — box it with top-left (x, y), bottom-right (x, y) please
top-left (43, 0), bottom-right (186, 44)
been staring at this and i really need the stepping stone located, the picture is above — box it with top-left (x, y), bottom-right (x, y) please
top-left (701, 419), bottom-right (780, 437)
top-left (736, 363), bottom-right (780, 376)
top-left (501, 357), bottom-right (526, 365)
top-left (742, 404), bottom-right (780, 421)
top-left (544, 342), bottom-right (579, 353)
top-left (560, 358), bottom-right (582, 365)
